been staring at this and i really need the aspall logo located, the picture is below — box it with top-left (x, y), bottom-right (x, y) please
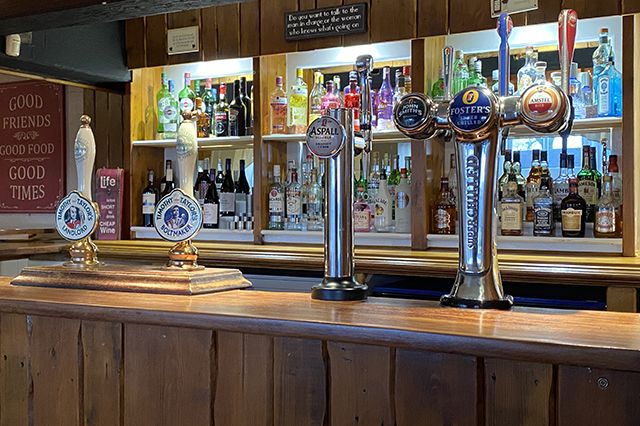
top-left (154, 188), bottom-right (203, 242)
top-left (55, 191), bottom-right (98, 241)
top-left (305, 116), bottom-right (345, 159)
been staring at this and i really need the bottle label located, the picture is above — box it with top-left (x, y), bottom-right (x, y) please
top-left (595, 210), bottom-right (616, 233)
top-left (215, 112), bottom-right (228, 136)
top-left (553, 184), bottom-right (569, 204)
top-left (269, 191), bottom-right (284, 213)
top-left (526, 182), bottom-right (539, 208)
top-left (220, 192), bottom-right (235, 213)
top-left (562, 207), bottom-right (583, 231)
top-left (142, 193), bottom-right (155, 214)
top-left (354, 210), bottom-right (370, 232)
top-left (598, 75), bottom-right (610, 115)
top-left (501, 203), bottom-right (522, 231)
top-left (180, 98), bottom-right (193, 112)
top-left (286, 190), bottom-right (301, 215)
top-left (203, 203), bottom-right (219, 225)
top-left (235, 193), bottom-right (248, 215)
top-left (578, 180), bottom-right (597, 205)
top-left (613, 187), bottom-right (622, 204)
top-left (534, 204), bottom-right (553, 230)
top-left (435, 208), bottom-right (451, 230)
top-left (163, 104), bottom-right (178, 122)
top-left (290, 92), bottom-right (307, 125)
top-left (158, 98), bottom-right (170, 123)
top-left (397, 190), bottom-right (410, 209)
top-left (198, 182), bottom-right (209, 206)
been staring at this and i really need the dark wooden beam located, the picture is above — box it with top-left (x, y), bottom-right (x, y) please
top-left (0, 0), bottom-right (253, 36)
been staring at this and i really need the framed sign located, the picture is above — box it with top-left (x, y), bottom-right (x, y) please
top-left (285, 3), bottom-right (367, 41)
top-left (0, 80), bottom-right (65, 213)
top-left (167, 26), bottom-right (200, 55)
top-left (95, 168), bottom-right (124, 240)
top-left (491, 0), bottom-right (538, 17)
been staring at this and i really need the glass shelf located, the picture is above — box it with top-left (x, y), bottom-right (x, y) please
top-left (132, 135), bottom-right (254, 149)
top-left (506, 117), bottom-right (622, 139)
top-left (261, 230), bottom-right (411, 247)
top-left (262, 129), bottom-right (407, 142)
top-left (131, 226), bottom-right (254, 242)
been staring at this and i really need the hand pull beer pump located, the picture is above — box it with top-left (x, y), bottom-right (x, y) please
top-left (393, 12), bottom-right (576, 309)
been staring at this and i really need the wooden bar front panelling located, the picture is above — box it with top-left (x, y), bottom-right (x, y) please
top-left (0, 313), bottom-right (29, 426)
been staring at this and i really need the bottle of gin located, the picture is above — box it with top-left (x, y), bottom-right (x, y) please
top-left (321, 80), bottom-right (340, 115)
top-left (344, 73), bottom-right (360, 131)
top-left (289, 68), bottom-right (308, 133)
top-left (533, 176), bottom-right (554, 236)
top-left (373, 169), bottom-right (393, 233)
top-left (467, 59), bottom-right (487, 88)
top-left (306, 168), bottom-right (323, 231)
top-left (156, 73), bottom-right (179, 139)
top-left (561, 178), bottom-right (587, 237)
top-left (491, 69), bottom-right (515, 95)
top-left (433, 177), bottom-right (456, 235)
top-left (500, 174), bottom-right (524, 236)
top-left (377, 66), bottom-right (394, 130)
top-left (594, 175), bottom-right (622, 238)
top-left (431, 68), bottom-right (445, 100)
top-left (332, 75), bottom-right (344, 107)
top-left (393, 75), bottom-right (408, 108)
top-left (517, 46), bottom-right (537, 95)
top-left (593, 28), bottom-right (614, 77)
top-left (595, 56), bottom-right (622, 117)
top-left (368, 152), bottom-right (380, 201)
top-left (570, 62), bottom-right (586, 120)
top-left (354, 188), bottom-right (372, 233)
top-left (553, 154), bottom-right (569, 222)
top-left (286, 168), bottom-right (302, 230)
top-left (270, 76), bottom-right (287, 134)
top-left (452, 50), bottom-right (469, 95)
top-left (533, 61), bottom-right (548, 85)
top-left (395, 169), bottom-right (411, 233)
top-left (308, 71), bottom-right (323, 126)
top-left (268, 165), bottom-right (285, 230)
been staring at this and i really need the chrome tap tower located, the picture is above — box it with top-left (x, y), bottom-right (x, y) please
top-left (394, 12), bottom-right (576, 309)
top-left (306, 55), bottom-right (373, 301)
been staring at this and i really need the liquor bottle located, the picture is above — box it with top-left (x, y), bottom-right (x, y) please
top-left (193, 80), bottom-right (201, 97)
top-left (194, 160), bottom-right (204, 197)
top-left (156, 73), bottom-right (179, 139)
top-left (268, 165), bottom-right (285, 230)
top-left (405, 157), bottom-right (412, 185)
top-left (553, 154), bottom-right (569, 222)
top-left (286, 168), bottom-right (302, 230)
top-left (561, 178), bottom-right (587, 237)
top-left (452, 50), bottom-right (469, 95)
top-left (533, 176), bottom-right (554, 236)
top-left (491, 69), bottom-right (515, 95)
top-left (577, 146), bottom-right (597, 222)
top-left (526, 149), bottom-right (541, 221)
top-left (593, 28), bottom-right (614, 77)
top-left (540, 150), bottom-right (552, 196)
top-left (608, 154), bottom-right (622, 205)
top-left (368, 152), bottom-right (380, 201)
top-left (498, 149), bottom-right (512, 214)
top-left (431, 68), bottom-right (445, 100)
top-left (196, 158), bottom-right (211, 206)
top-left (168, 79), bottom-right (175, 98)
top-left (595, 56), bottom-right (622, 117)
top-left (395, 168), bottom-right (411, 233)
top-left (433, 177), bottom-right (456, 234)
top-left (215, 83), bottom-right (229, 137)
top-left (142, 169), bottom-right (159, 227)
top-left (394, 68), bottom-right (401, 94)
top-left (500, 174), bottom-right (524, 236)
top-left (308, 71), bottom-right (323, 125)
top-left (388, 155), bottom-right (400, 220)
top-left (567, 154), bottom-right (577, 179)
top-left (377, 66), bottom-right (394, 130)
top-left (570, 62), bottom-right (587, 120)
top-left (220, 158), bottom-right (235, 217)
top-left (270, 76), bottom-right (287, 134)
top-left (203, 168), bottom-right (219, 229)
top-left (355, 157), bottom-right (368, 202)
top-left (594, 175), bottom-right (622, 238)
top-left (516, 46), bottom-right (537, 95)
top-left (467, 59), bottom-right (487, 88)
top-left (580, 71), bottom-right (595, 115)
top-left (229, 80), bottom-right (246, 136)
top-left (306, 168), bottom-right (323, 232)
top-left (195, 97), bottom-right (210, 138)
top-left (374, 169), bottom-right (393, 233)
top-left (512, 151), bottom-right (526, 199)
top-left (447, 153), bottom-right (457, 207)
top-left (159, 160), bottom-right (172, 194)
top-left (235, 159), bottom-right (250, 216)
top-left (321, 80), bottom-right (340, 115)
top-left (289, 68), bottom-right (308, 133)
top-left (202, 79), bottom-right (215, 119)
top-left (240, 77), bottom-right (252, 135)
top-left (179, 73), bottom-right (196, 115)
top-left (393, 75), bottom-right (408, 108)
top-left (215, 159), bottom-right (224, 192)
top-left (403, 65), bottom-right (412, 93)
top-left (369, 76), bottom-right (378, 130)
top-left (590, 146), bottom-right (603, 198)
top-left (344, 73), bottom-right (360, 131)
top-left (354, 175), bottom-right (372, 233)
top-left (382, 153), bottom-right (390, 175)
top-left (533, 61), bottom-right (548, 85)
top-left (333, 75), bottom-right (344, 107)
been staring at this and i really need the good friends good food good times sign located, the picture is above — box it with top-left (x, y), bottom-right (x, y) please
top-left (285, 3), bottom-right (367, 41)
top-left (0, 81), bottom-right (65, 213)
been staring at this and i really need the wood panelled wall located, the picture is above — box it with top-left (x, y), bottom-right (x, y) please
top-left (125, 0), bottom-right (640, 68)
top-left (1, 313), bottom-right (639, 425)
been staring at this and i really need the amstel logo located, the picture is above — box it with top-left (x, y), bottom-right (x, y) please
top-left (462, 89), bottom-right (479, 105)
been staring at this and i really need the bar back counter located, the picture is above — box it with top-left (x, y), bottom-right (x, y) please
top-left (0, 276), bottom-right (638, 426)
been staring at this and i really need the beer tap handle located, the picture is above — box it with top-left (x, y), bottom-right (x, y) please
top-left (176, 111), bottom-right (198, 192)
top-left (559, 9), bottom-right (578, 98)
top-left (74, 115), bottom-right (95, 201)
top-left (356, 54), bottom-right (374, 145)
top-left (496, 13), bottom-right (513, 97)
top-left (442, 46), bottom-right (453, 101)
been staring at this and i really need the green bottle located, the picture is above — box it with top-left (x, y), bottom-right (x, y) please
top-left (178, 72), bottom-right (196, 116)
top-left (577, 146), bottom-right (597, 222)
top-left (452, 50), bottom-right (469, 95)
top-left (156, 73), bottom-right (179, 139)
top-left (589, 146), bottom-right (602, 198)
top-left (355, 158), bottom-right (369, 201)
top-left (388, 155), bottom-right (401, 221)
top-left (431, 68), bottom-right (445, 100)
top-left (467, 58), bottom-right (488, 88)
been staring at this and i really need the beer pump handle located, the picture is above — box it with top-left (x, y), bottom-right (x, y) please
top-left (558, 9), bottom-right (578, 98)
top-left (442, 46), bottom-right (453, 100)
top-left (74, 115), bottom-right (96, 202)
top-left (497, 13), bottom-right (513, 97)
top-left (176, 112), bottom-right (198, 192)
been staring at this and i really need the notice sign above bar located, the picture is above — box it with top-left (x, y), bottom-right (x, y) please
top-left (285, 3), bottom-right (367, 41)
top-left (491, 0), bottom-right (538, 18)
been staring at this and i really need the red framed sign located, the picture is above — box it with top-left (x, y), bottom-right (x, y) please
top-left (0, 80), bottom-right (65, 213)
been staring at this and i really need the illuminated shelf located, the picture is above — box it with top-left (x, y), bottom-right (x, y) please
top-left (507, 117), bottom-right (622, 138)
top-left (132, 135), bottom-right (254, 149)
top-left (131, 226), bottom-right (254, 242)
top-left (262, 129), bottom-right (407, 142)
top-left (261, 230), bottom-right (411, 247)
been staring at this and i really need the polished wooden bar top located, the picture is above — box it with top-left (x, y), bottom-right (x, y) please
top-left (0, 276), bottom-right (639, 373)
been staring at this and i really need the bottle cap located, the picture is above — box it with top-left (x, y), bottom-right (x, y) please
top-left (475, 60), bottom-right (482, 72)
top-left (570, 62), bottom-right (578, 79)
top-left (513, 150), bottom-right (520, 162)
top-left (206, 78), bottom-right (212, 88)
top-left (455, 50), bottom-right (464, 58)
top-left (296, 68), bottom-right (304, 77)
top-left (541, 150), bottom-right (548, 161)
top-left (603, 175), bottom-right (612, 183)
top-left (504, 149), bottom-right (511, 161)
top-left (185, 72), bottom-right (191, 78)
top-left (532, 149), bottom-right (540, 160)
top-left (568, 154), bottom-right (575, 169)
top-left (560, 153), bottom-right (567, 168)
top-left (403, 66), bottom-right (411, 76)
top-left (599, 28), bottom-right (609, 34)
top-left (400, 168), bottom-right (407, 176)
top-left (398, 75), bottom-right (405, 86)
top-left (535, 61), bottom-right (547, 69)
top-left (492, 69), bottom-right (499, 80)
top-left (273, 164), bottom-right (280, 176)
top-left (220, 83), bottom-right (226, 95)
top-left (609, 154), bottom-right (618, 163)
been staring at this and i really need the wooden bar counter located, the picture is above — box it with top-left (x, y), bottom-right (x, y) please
top-left (0, 276), bottom-right (639, 425)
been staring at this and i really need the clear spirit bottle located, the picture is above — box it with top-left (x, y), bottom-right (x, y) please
top-left (377, 66), bottom-right (394, 130)
top-left (289, 68), bottom-right (308, 133)
top-left (373, 169), bottom-right (393, 233)
top-left (594, 175), bottom-right (622, 238)
top-left (308, 70), bottom-right (323, 126)
top-left (500, 175), bottom-right (524, 236)
top-left (368, 152), bottom-right (380, 201)
top-left (595, 56), bottom-right (622, 117)
top-left (306, 168), bottom-right (323, 231)
top-left (395, 169), bottom-right (411, 233)
top-left (593, 28), bottom-right (613, 77)
top-left (393, 75), bottom-right (408, 109)
top-left (533, 61), bottom-right (548, 85)
top-left (447, 153), bottom-right (457, 207)
top-left (268, 165), bottom-right (285, 230)
top-left (491, 69), bottom-right (514, 95)
top-left (270, 76), bottom-right (288, 134)
top-left (516, 46), bottom-right (537, 95)
top-left (332, 75), bottom-right (344, 107)
top-left (286, 169), bottom-right (302, 230)
top-left (553, 154), bottom-right (569, 222)
top-left (570, 62), bottom-right (586, 119)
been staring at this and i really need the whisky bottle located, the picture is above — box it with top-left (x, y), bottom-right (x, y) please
top-left (594, 175), bottom-right (622, 238)
top-left (498, 149), bottom-right (512, 216)
top-left (512, 151), bottom-right (526, 199)
top-left (526, 149), bottom-right (541, 221)
top-left (533, 176), bottom-right (554, 236)
top-left (433, 177), bottom-right (456, 235)
top-left (561, 178), bottom-right (587, 237)
top-left (577, 146), bottom-right (597, 222)
top-left (500, 175), bottom-right (524, 236)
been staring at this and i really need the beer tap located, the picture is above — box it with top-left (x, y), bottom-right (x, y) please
top-left (558, 9), bottom-right (578, 155)
top-left (356, 55), bottom-right (374, 180)
top-left (394, 13), bottom-right (571, 309)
